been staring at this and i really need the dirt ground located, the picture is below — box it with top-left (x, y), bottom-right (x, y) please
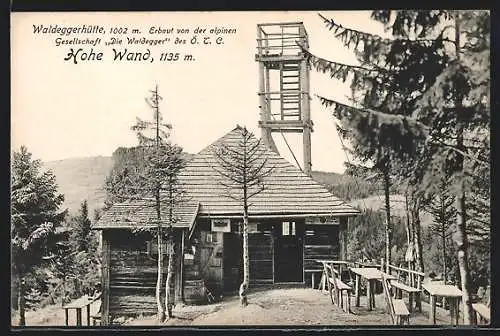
top-left (12, 287), bottom-right (463, 327)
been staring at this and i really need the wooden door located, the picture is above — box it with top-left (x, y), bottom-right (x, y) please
top-left (199, 231), bottom-right (224, 294)
top-left (223, 233), bottom-right (242, 293)
top-left (275, 221), bottom-right (303, 282)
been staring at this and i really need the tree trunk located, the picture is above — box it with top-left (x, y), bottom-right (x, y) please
top-left (382, 167), bottom-right (392, 273)
top-left (404, 191), bottom-right (415, 287)
top-left (442, 223), bottom-right (448, 307)
top-left (156, 231), bottom-right (166, 322)
top-left (165, 233), bottom-right (175, 318)
top-left (18, 277), bottom-right (26, 326)
top-left (12, 273), bottom-right (19, 311)
top-left (61, 278), bottom-right (66, 307)
top-left (453, 10), bottom-right (474, 325)
top-left (442, 222), bottom-right (447, 284)
top-left (240, 204), bottom-right (250, 307)
top-left (412, 199), bottom-right (424, 274)
top-left (455, 194), bottom-right (473, 323)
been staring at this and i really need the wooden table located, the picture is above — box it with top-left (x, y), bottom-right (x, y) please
top-left (63, 295), bottom-right (95, 326)
top-left (349, 267), bottom-right (396, 311)
top-left (422, 283), bottom-right (463, 325)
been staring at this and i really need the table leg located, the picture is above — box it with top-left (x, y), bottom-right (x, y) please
top-left (86, 304), bottom-right (91, 326)
top-left (367, 280), bottom-right (372, 311)
top-left (65, 308), bottom-right (69, 326)
top-left (455, 298), bottom-right (460, 325)
top-left (371, 280), bottom-right (376, 308)
top-left (312, 272), bottom-right (315, 289)
top-left (320, 272), bottom-right (326, 293)
top-left (347, 291), bottom-right (351, 313)
top-left (76, 308), bottom-right (82, 326)
top-left (429, 295), bottom-right (436, 325)
top-left (408, 292), bottom-right (413, 313)
top-left (449, 298), bottom-right (455, 325)
top-left (355, 274), bottom-right (360, 307)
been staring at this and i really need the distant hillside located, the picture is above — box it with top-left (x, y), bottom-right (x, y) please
top-left (311, 170), bottom-right (381, 201)
top-left (311, 170), bottom-right (346, 186)
top-left (43, 151), bottom-right (196, 216)
top-left (44, 156), bottom-right (113, 216)
top-left (350, 194), bottom-right (434, 227)
top-left (44, 160), bottom-right (419, 221)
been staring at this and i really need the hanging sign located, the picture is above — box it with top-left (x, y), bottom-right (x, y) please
top-left (211, 218), bottom-right (231, 232)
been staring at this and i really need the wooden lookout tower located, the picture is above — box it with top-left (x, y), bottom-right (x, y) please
top-left (256, 22), bottom-right (313, 176)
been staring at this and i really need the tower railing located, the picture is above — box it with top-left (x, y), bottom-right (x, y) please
top-left (256, 22), bottom-right (309, 57)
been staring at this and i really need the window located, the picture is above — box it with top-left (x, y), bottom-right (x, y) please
top-left (282, 221), bottom-right (296, 236)
top-left (206, 232), bottom-right (218, 243)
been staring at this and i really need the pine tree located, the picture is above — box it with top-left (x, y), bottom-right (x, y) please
top-left (73, 200), bottom-right (92, 252)
top-left (105, 85), bottom-right (186, 322)
top-left (424, 180), bottom-right (456, 284)
top-left (11, 146), bottom-right (67, 325)
top-left (211, 126), bottom-right (274, 306)
top-left (305, 10), bottom-right (490, 324)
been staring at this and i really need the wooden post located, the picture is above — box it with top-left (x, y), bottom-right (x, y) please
top-left (301, 57), bottom-right (312, 176)
top-left (257, 28), bottom-right (278, 154)
top-left (76, 308), bottom-right (82, 326)
top-left (101, 230), bottom-right (111, 326)
top-left (311, 272), bottom-right (315, 289)
top-left (416, 275), bottom-right (422, 312)
top-left (355, 274), bottom-right (361, 307)
top-left (367, 280), bottom-right (372, 310)
top-left (430, 294), bottom-right (436, 324)
top-left (174, 230), bottom-right (183, 302)
top-left (339, 217), bottom-right (348, 262)
top-left (449, 298), bottom-right (456, 325)
top-left (180, 229), bottom-right (185, 302)
top-left (65, 308), bottom-right (69, 326)
top-left (86, 304), bottom-right (91, 326)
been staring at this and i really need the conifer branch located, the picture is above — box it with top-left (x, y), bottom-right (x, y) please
top-left (319, 95), bottom-right (490, 168)
top-left (318, 13), bottom-right (455, 46)
top-left (301, 47), bottom-right (395, 83)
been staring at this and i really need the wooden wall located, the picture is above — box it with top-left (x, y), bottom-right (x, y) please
top-left (303, 224), bottom-right (339, 272)
top-left (103, 229), bottom-right (182, 321)
top-left (191, 219), bottom-right (275, 291)
top-left (249, 231), bottom-right (274, 284)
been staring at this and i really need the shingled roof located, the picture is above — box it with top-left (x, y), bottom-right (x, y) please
top-left (180, 126), bottom-right (359, 217)
top-left (93, 201), bottom-right (199, 230)
top-left (94, 126), bottom-right (359, 229)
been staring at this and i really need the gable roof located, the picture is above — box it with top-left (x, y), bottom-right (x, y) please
top-left (93, 201), bottom-right (199, 230)
top-left (179, 126), bottom-right (358, 216)
top-left (93, 126), bottom-right (359, 230)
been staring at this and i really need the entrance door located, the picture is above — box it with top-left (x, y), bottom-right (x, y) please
top-left (223, 233), bottom-right (242, 293)
top-left (275, 221), bottom-right (303, 282)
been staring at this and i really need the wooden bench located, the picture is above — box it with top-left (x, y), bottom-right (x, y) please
top-left (324, 263), bottom-right (352, 313)
top-left (385, 263), bottom-right (424, 313)
top-left (89, 294), bottom-right (102, 326)
top-left (90, 301), bottom-right (101, 326)
top-left (472, 287), bottom-right (490, 325)
top-left (381, 274), bottom-right (410, 325)
top-left (472, 303), bottom-right (490, 324)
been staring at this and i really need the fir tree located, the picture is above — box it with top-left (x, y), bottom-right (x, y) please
top-left (11, 146), bottom-right (67, 325)
top-left (424, 179), bottom-right (456, 284)
top-left (105, 85), bottom-right (186, 322)
top-left (305, 10), bottom-right (490, 324)
top-left (211, 126), bottom-right (274, 306)
top-left (73, 200), bottom-right (92, 252)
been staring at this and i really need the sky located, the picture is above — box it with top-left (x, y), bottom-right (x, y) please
top-left (11, 11), bottom-right (390, 174)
